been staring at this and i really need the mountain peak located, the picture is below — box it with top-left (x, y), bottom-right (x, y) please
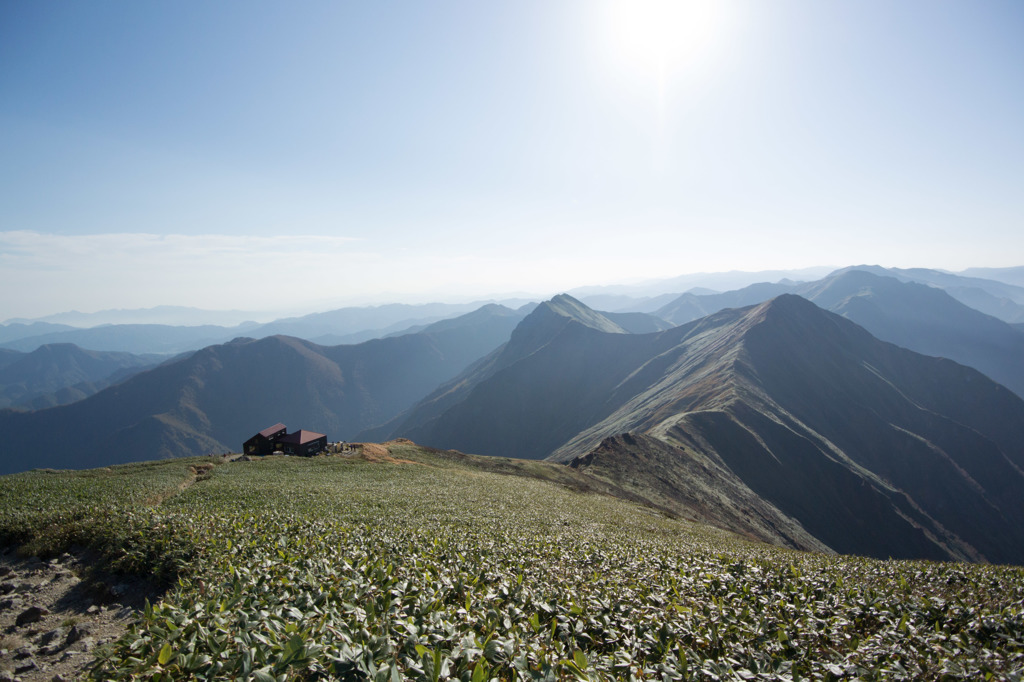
top-left (539, 294), bottom-right (628, 334)
top-left (735, 294), bottom-right (835, 338)
top-left (763, 292), bottom-right (819, 311)
top-left (493, 295), bottom-right (629, 367)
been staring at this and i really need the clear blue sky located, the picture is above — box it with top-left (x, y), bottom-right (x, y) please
top-left (2, 1), bottom-right (1023, 318)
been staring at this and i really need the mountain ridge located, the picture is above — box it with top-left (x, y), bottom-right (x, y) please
top-left (385, 294), bottom-right (1024, 563)
top-left (655, 269), bottom-right (1024, 398)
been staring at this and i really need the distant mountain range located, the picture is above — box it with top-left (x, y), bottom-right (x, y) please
top-left (960, 266), bottom-right (1024, 288)
top-left (0, 344), bottom-right (161, 410)
top-left (0, 323), bottom-right (256, 355)
top-left (0, 304), bottom-right (526, 473)
top-left (656, 269), bottom-right (1024, 398)
top-left (5, 266), bottom-right (1022, 356)
top-left (3, 305), bottom-right (268, 328)
top-left (567, 267), bottom-right (837, 305)
top-left (375, 293), bottom-right (1024, 564)
top-left (570, 265), bottom-right (1024, 320)
top-left (4, 266), bottom-right (1024, 564)
top-left (833, 265), bottom-right (1024, 323)
top-left (0, 301), bottom-right (529, 355)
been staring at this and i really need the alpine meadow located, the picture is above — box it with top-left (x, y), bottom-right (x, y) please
top-left (2, 446), bottom-right (1023, 681)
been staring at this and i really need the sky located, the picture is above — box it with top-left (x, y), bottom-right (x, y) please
top-left (2, 1), bottom-right (1023, 320)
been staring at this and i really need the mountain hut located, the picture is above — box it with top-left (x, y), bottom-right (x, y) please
top-left (243, 424), bottom-right (327, 457)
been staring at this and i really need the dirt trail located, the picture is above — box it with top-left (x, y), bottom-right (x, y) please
top-left (0, 463), bottom-right (216, 680)
top-left (145, 462), bottom-right (216, 506)
top-left (0, 548), bottom-right (160, 682)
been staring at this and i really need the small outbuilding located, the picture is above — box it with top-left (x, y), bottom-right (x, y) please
top-left (243, 423), bottom-right (327, 457)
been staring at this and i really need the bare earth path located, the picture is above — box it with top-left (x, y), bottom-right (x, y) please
top-left (0, 547), bottom-right (161, 681)
top-left (0, 463), bottom-right (218, 681)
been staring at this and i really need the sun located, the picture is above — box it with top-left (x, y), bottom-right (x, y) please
top-left (605, 0), bottom-right (726, 84)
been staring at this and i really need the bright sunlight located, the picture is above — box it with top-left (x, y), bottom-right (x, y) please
top-left (605, 0), bottom-right (728, 85)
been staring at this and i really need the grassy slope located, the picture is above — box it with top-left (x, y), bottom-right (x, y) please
top-left (0, 444), bottom-right (1022, 681)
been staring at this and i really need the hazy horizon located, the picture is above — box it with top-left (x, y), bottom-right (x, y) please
top-left (4, 264), bottom-right (844, 324)
top-left (3, 1), bottom-right (1023, 320)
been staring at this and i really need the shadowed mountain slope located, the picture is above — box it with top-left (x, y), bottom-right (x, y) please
top-left (603, 311), bottom-right (675, 334)
top-left (800, 270), bottom-right (1024, 397)
top-left (655, 281), bottom-right (801, 325)
top-left (0, 349), bottom-right (22, 370)
top-left (361, 294), bottom-right (637, 447)
top-left (0, 305), bottom-right (523, 474)
top-left (387, 295), bottom-right (1024, 563)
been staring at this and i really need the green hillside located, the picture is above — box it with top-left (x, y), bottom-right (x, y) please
top-left (2, 444), bottom-right (1023, 680)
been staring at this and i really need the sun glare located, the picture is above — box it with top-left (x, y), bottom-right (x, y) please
top-left (606, 0), bottom-right (726, 84)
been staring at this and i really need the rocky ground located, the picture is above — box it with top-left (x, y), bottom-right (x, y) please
top-left (0, 547), bottom-right (157, 682)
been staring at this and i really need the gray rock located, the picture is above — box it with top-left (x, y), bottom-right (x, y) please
top-left (15, 605), bottom-right (49, 627)
top-left (13, 646), bottom-right (35, 659)
top-left (14, 659), bottom-right (38, 675)
top-left (38, 628), bottom-right (66, 647)
top-left (63, 625), bottom-right (86, 648)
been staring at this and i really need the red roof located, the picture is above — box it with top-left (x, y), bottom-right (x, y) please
top-left (258, 423), bottom-right (287, 438)
top-left (277, 430), bottom-right (326, 445)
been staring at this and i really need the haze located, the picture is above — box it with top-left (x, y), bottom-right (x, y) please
top-left (2, 1), bottom-right (1023, 320)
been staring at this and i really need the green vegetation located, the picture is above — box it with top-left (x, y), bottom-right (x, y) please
top-left (2, 444), bottom-right (1023, 680)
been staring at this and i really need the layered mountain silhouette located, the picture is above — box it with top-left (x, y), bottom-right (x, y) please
top-left (852, 265), bottom-right (1024, 322)
top-left (961, 266), bottom-right (1024, 289)
top-left (1, 301), bottom-right (527, 355)
top-left (0, 323), bottom-right (254, 355)
top-left (6, 286), bottom-right (1024, 564)
top-left (381, 294), bottom-right (1024, 564)
top-left (648, 265), bottom-right (1024, 324)
top-left (0, 305), bottom-right (525, 474)
top-left (655, 281), bottom-right (801, 324)
top-left (0, 344), bottom-right (159, 410)
top-left (656, 269), bottom-right (1024, 398)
